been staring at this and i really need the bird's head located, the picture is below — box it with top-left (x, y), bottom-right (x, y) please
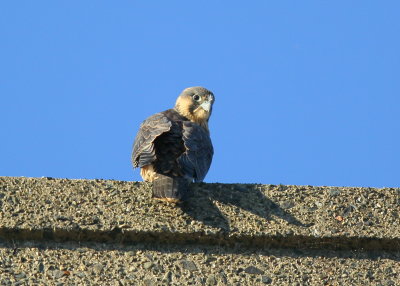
top-left (175, 86), bottom-right (215, 130)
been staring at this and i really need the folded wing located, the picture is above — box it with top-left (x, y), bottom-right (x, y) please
top-left (178, 121), bottom-right (214, 182)
top-left (132, 113), bottom-right (172, 168)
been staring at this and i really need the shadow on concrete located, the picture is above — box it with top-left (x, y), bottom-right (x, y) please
top-left (2, 239), bottom-right (399, 262)
top-left (180, 183), bottom-right (311, 232)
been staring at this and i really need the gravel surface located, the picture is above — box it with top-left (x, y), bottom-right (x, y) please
top-left (0, 177), bottom-right (399, 285)
top-left (0, 241), bottom-right (399, 285)
top-left (0, 177), bottom-right (399, 250)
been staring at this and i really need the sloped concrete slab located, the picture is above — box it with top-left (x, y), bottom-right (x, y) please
top-left (0, 177), bottom-right (399, 284)
top-left (0, 177), bottom-right (399, 250)
top-left (0, 241), bottom-right (399, 285)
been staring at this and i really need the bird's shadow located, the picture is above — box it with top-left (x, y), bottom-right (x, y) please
top-left (179, 183), bottom-right (310, 232)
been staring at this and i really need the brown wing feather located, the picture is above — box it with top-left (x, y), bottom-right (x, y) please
top-left (131, 113), bottom-right (172, 168)
top-left (152, 123), bottom-right (186, 176)
top-left (132, 109), bottom-right (213, 183)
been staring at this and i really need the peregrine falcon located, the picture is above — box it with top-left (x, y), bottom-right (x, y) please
top-left (132, 87), bottom-right (215, 203)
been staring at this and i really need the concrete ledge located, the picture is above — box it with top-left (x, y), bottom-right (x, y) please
top-left (1, 177), bottom-right (399, 285)
top-left (1, 177), bottom-right (399, 250)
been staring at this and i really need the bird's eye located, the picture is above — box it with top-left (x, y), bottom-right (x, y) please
top-left (192, 95), bottom-right (201, 101)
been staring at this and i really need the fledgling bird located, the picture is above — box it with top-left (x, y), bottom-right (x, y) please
top-left (132, 87), bottom-right (215, 203)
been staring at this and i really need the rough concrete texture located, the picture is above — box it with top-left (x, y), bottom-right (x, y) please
top-left (0, 177), bottom-right (399, 285)
top-left (1, 241), bottom-right (399, 285)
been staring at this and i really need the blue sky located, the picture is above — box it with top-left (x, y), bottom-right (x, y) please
top-left (1, 2), bottom-right (399, 187)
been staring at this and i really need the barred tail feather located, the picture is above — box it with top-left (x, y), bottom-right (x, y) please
top-left (152, 174), bottom-right (190, 202)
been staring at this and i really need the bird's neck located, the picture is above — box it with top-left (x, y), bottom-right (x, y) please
top-left (174, 107), bottom-right (210, 133)
top-left (196, 120), bottom-right (210, 133)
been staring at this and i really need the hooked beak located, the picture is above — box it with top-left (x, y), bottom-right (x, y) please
top-left (200, 101), bottom-right (211, 112)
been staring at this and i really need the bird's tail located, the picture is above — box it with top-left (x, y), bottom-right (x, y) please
top-left (152, 174), bottom-right (190, 203)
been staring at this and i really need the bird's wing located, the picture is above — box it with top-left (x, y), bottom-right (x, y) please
top-left (132, 113), bottom-right (172, 168)
top-left (177, 121), bottom-right (214, 182)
